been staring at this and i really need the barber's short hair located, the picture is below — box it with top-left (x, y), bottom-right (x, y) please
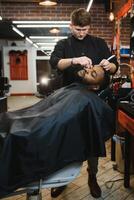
top-left (70, 8), bottom-right (91, 27)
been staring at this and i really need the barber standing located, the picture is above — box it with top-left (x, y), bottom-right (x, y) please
top-left (49, 8), bottom-right (118, 198)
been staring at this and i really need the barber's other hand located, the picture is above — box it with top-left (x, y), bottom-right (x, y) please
top-left (72, 56), bottom-right (92, 68)
top-left (99, 59), bottom-right (111, 71)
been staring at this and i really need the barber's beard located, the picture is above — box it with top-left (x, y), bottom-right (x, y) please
top-left (73, 33), bottom-right (86, 40)
top-left (77, 35), bottom-right (86, 40)
top-left (77, 36), bottom-right (85, 40)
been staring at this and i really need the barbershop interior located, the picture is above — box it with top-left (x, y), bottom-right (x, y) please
top-left (0, 0), bottom-right (134, 199)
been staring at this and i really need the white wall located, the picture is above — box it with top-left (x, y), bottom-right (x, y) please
top-left (2, 39), bottom-right (53, 95)
top-left (3, 45), bottom-right (37, 94)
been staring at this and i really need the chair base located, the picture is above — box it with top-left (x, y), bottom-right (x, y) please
top-left (26, 190), bottom-right (42, 200)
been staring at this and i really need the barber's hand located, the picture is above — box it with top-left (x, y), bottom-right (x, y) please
top-left (72, 56), bottom-right (92, 68)
top-left (99, 59), bottom-right (112, 71)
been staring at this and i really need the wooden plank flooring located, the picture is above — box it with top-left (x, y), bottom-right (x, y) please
top-left (1, 96), bottom-right (134, 200)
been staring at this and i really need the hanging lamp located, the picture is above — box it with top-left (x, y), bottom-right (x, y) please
top-left (39, 0), bottom-right (57, 6)
top-left (109, 0), bottom-right (115, 21)
top-left (49, 27), bottom-right (60, 34)
top-left (0, 0), bottom-right (3, 20)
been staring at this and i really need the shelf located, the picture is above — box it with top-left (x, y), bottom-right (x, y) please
top-left (120, 54), bottom-right (130, 58)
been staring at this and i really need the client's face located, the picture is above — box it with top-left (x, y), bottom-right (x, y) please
top-left (77, 65), bottom-right (104, 85)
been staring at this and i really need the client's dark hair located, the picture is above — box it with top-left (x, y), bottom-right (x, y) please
top-left (70, 8), bottom-right (91, 27)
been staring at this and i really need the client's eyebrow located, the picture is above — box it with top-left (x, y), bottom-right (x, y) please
top-left (91, 70), bottom-right (97, 78)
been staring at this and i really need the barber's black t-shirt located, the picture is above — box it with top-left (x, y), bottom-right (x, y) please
top-left (50, 35), bottom-right (118, 89)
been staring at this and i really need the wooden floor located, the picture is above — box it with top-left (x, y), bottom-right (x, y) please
top-left (1, 96), bottom-right (134, 200)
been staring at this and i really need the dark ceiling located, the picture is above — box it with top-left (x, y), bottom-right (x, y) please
top-left (0, 21), bottom-right (23, 40)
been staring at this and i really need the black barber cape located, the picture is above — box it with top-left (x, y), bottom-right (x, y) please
top-left (0, 83), bottom-right (114, 197)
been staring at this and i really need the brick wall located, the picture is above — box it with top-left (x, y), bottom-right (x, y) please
top-left (120, 16), bottom-right (131, 46)
top-left (1, 2), bottom-right (130, 47)
top-left (1, 1), bottom-right (132, 84)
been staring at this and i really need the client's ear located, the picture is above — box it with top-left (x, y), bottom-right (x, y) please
top-left (77, 69), bottom-right (85, 78)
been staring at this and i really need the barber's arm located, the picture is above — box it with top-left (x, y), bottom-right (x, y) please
top-left (99, 59), bottom-right (117, 74)
top-left (57, 58), bottom-right (72, 70)
top-left (49, 40), bottom-right (66, 70)
top-left (58, 56), bottom-right (92, 70)
top-left (98, 38), bottom-right (119, 75)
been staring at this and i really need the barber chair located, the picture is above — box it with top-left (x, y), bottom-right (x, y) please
top-left (0, 77), bottom-right (11, 113)
top-left (0, 77), bottom-right (11, 97)
top-left (4, 162), bottom-right (82, 200)
top-left (26, 162), bottom-right (82, 200)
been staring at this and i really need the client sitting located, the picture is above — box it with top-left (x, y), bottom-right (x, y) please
top-left (0, 65), bottom-right (113, 198)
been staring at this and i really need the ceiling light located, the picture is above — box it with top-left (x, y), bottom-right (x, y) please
top-left (109, 12), bottom-right (115, 21)
top-left (39, 0), bottom-right (57, 6)
top-left (109, 0), bottom-right (114, 21)
top-left (37, 42), bottom-right (56, 46)
top-left (86, 0), bottom-right (94, 12)
top-left (53, 36), bottom-right (67, 41)
top-left (0, 16), bottom-right (2, 20)
top-left (41, 46), bottom-right (54, 50)
top-left (17, 24), bottom-right (69, 28)
top-left (49, 28), bottom-right (60, 34)
top-left (12, 26), bottom-right (24, 37)
top-left (13, 21), bottom-right (70, 24)
top-left (29, 36), bottom-right (67, 39)
top-left (33, 43), bottom-right (39, 48)
top-left (26, 37), bottom-right (33, 44)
